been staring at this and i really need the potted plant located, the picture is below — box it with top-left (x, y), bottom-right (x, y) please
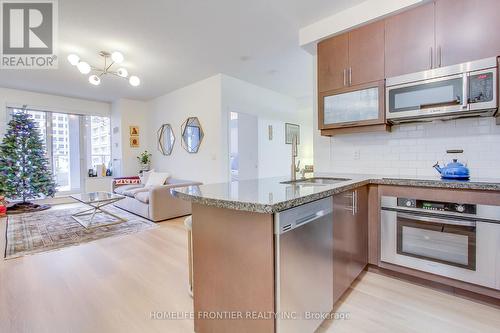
top-left (137, 151), bottom-right (152, 172)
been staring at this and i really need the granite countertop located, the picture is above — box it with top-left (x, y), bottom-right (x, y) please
top-left (171, 173), bottom-right (500, 214)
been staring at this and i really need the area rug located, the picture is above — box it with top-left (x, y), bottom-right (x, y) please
top-left (4, 205), bottom-right (157, 259)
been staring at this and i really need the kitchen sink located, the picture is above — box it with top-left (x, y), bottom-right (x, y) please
top-left (281, 177), bottom-right (351, 186)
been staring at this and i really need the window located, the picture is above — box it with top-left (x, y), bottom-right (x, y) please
top-left (85, 116), bottom-right (111, 169)
top-left (8, 108), bottom-right (111, 194)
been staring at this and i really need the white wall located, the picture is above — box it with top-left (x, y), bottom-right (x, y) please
top-left (111, 98), bottom-right (150, 177)
top-left (221, 74), bottom-right (313, 180)
top-left (257, 118), bottom-right (291, 178)
top-left (314, 118), bottom-right (500, 178)
top-left (146, 74), bottom-right (314, 184)
top-left (148, 75), bottom-right (225, 184)
top-left (0, 87), bottom-right (110, 138)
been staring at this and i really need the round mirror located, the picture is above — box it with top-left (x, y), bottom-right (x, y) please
top-left (157, 124), bottom-right (175, 156)
top-left (181, 117), bottom-right (204, 153)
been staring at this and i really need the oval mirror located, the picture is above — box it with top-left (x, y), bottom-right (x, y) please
top-left (181, 117), bottom-right (204, 153)
top-left (157, 124), bottom-right (175, 156)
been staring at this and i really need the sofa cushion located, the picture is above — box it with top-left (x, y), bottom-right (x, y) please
top-left (139, 169), bottom-right (155, 184)
top-left (123, 187), bottom-right (149, 198)
top-left (114, 184), bottom-right (144, 195)
top-left (134, 191), bottom-right (149, 204)
top-left (145, 171), bottom-right (170, 187)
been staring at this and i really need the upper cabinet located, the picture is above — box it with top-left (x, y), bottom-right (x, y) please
top-left (318, 21), bottom-right (386, 135)
top-left (348, 20), bottom-right (385, 86)
top-left (318, 0), bottom-right (500, 135)
top-left (385, 0), bottom-right (500, 78)
top-left (385, 3), bottom-right (435, 77)
top-left (435, 0), bottom-right (500, 67)
top-left (318, 21), bottom-right (384, 93)
top-left (318, 34), bottom-right (349, 92)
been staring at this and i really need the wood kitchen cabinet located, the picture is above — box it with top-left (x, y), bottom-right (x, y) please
top-left (385, 2), bottom-right (435, 77)
top-left (318, 34), bottom-right (349, 92)
top-left (349, 20), bottom-right (385, 86)
top-left (318, 21), bottom-right (386, 135)
top-left (435, 0), bottom-right (500, 67)
top-left (332, 187), bottom-right (368, 305)
top-left (318, 21), bottom-right (384, 93)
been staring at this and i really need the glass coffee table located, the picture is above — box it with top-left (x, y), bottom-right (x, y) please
top-left (70, 192), bottom-right (126, 229)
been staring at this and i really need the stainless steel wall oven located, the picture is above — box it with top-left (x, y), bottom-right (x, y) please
top-left (381, 196), bottom-right (500, 289)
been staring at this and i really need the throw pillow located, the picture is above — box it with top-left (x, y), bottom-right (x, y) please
top-left (145, 172), bottom-right (170, 187)
top-left (140, 169), bottom-right (155, 184)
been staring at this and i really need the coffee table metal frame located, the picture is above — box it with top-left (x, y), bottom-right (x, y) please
top-left (70, 192), bottom-right (127, 229)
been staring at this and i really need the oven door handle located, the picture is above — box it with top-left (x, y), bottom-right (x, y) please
top-left (397, 212), bottom-right (476, 227)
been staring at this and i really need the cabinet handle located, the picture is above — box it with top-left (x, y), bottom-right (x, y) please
top-left (437, 46), bottom-right (442, 68)
top-left (429, 47), bottom-right (433, 69)
top-left (352, 190), bottom-right (357, 215)
top-left (343, 69), bottom-right (347, 87)
top-left (348, 67), bottom-right (352, 86)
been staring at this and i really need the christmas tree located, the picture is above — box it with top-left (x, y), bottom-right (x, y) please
top-left (0, 111), bottom-right (56, 211)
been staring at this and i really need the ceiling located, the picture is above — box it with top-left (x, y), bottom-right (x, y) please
top-left (0, 0), bottom-right (365, 102)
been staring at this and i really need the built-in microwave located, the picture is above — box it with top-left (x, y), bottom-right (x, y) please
top-left (386, 57), bottom-right (498, 123)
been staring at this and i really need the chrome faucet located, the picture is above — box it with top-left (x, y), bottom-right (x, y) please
top-left (291, 135), bottom-right (300, 181)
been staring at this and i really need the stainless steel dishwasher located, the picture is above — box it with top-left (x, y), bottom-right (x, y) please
top-left (275, 196), bottom-right (334, 333)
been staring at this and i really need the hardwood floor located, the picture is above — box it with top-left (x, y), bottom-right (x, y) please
top-left (0, 206), bottom-right (194, 333)
top-left (319, 271), bottom-right (500, 333)
top-left (1, 204), bottom-right (500, 333)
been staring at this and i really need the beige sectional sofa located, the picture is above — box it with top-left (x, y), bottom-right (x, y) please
top-left (112, 178), bottom-right (201, 222)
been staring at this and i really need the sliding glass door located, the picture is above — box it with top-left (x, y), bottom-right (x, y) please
top-left (50, 113), bottom-right (82, 192)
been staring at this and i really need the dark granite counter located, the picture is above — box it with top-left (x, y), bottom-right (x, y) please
top-left (171, 174), bottom-right (500, 214)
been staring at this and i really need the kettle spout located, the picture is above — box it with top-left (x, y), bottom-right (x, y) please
top-left (433, 162), bottom-right (443, 175)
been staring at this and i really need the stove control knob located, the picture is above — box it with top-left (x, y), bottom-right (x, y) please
top-left (405, 200), bottom-right (412, 207)
top-left (456, 205), bottom-right (465, 213)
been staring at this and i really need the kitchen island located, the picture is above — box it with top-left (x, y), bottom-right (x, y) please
top-left (171, 174), bottom-right (500, 333)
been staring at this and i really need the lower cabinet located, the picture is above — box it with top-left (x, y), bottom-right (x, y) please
top-left (333, 187), bottom-right (368, 304)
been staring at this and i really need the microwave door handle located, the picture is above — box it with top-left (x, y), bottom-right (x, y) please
top-left (462, 73), bottom-right (469, 109)
top-left (419, 99), bottom-right (461, 109)
top-left (397, 212), bottom-right (476, 227)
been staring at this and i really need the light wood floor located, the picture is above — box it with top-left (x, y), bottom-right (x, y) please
top-left (1, 205), bottom-right (500, 333)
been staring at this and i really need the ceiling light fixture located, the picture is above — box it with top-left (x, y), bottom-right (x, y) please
top-left (67, 54), bottom-right (80, 66)
top-left (129, 75), bottom-right (140, 87)
top-left (77, 61), bottom-right (91, 74)
top-left (68, 51), bottom-right (141, 87)
top-left (89, 74), bottom-right (101, 86)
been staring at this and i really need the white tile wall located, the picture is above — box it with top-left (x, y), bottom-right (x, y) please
top-left (322, 117), bottom-right (500, 178)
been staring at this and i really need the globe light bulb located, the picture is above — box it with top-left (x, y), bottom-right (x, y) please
top-left (116, 67), bottom-right (128, 78)
top-left (129, 75), bottom-right (140, 87)
top-left (89, 75), bottom-right (101, 86)
top-left (67, 54), bottom-right (80, 66)
top-left (111, 51), bottom-right (124, 64)
top-left (77, 61), bottom-right (91, 74)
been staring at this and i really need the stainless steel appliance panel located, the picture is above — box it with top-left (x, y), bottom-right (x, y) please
top-left (381, 196), bottom-right (500, 289)
top-left (275, 197), bottom-right (333, 333)
top-left (386, 57), bottom-right (498, 123)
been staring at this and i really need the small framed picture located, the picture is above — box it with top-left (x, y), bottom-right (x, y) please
top-left (285, 123), bottom-right (300, 144)
top-left (130, 137), bottom-right (140, 148)
top-left (129, 126), bottom-right (139, 136)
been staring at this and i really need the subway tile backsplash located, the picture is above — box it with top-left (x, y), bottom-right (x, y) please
top-left (324, 117), bottom-right (500, 178)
